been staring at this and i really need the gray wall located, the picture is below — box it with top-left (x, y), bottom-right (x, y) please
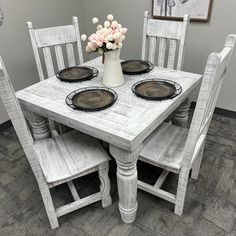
top-left (0, 0), bottom-right (236, 124)
top-left (83, 0), bottom-right (236, 112)
top-left (82, 0), bottom-right (152, 61)
top-left (0, 0), bottom-right (86, 124)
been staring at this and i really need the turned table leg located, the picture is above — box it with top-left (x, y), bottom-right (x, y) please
top-left (110, 144), bottom-right (142, 223)
top-left (172, 98), bottom-right (191, 128)
top-left (23, 109), bottom-right (51, 140)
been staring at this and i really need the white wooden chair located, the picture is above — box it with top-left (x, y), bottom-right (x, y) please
top-left (27, 16), bottom-right (84, 80)
top-left (0, 56), bottom-right (112, 229)
top-left (142, 11), bottom-right (190, 70)
top-left (138, 35), bottom-right (236, 215)
top-left (27, 17), bottom-right (84, 133)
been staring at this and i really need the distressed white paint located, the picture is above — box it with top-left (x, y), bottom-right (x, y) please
top-left (142, 11), bottom-right (190, 70)
top-left (27, 17), bottom-right (84, 81)
top-left (16, 56), bottom-right (201, 223)
top-left (27, 17), bottom-right (84, 133)
top-left (0, 56), bottom-right (111, 229)
top-left (138, 35), bottom-right (236, 216)
top-left (16, 57), bottom-right (202, 152)
top-left (34, 130), bottom-right (110, 184)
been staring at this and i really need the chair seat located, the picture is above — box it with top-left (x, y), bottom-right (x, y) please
top-left (139, 122), bottom-right (188, 173)
top-left (35, 130), bottom-right (110, 185)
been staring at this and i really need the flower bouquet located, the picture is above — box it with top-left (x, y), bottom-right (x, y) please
top-left (81, 14), bottom-right (127, 54)
top-left (81, 14), bottom-right (127, 87)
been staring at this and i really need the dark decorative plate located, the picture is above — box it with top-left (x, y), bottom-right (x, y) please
top-left (121, 60), bottom-right (154, 75)
top-left (132, 79), bottom-right (182, 101)
top-left (56, 66), bottom-right (99, 82)
top-left (65, 87), bottom-right (118, 111)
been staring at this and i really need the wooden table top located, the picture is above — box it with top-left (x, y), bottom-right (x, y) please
top-left (16, 57), bottom-right (202, 151)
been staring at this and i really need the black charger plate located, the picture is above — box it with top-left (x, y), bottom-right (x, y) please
top-left (132, 79), bottom-right (182, 101)
top-left (56, 66), bottom-right (99, 82)
top-left (65, 87), bottom-right (118, 111)
top-left (121, 60), bottom-right (154, 75)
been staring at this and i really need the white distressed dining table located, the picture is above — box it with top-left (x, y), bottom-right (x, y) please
top-left (16, 57), bottom-right (202, 223)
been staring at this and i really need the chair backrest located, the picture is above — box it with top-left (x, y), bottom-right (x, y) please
top-left (142, 11), bottom-right (190, 70)
top-left (27, 16), bottom-right (84, 81)
top-left (182, 34), bottom-right (236, 169)
top-left (0, 56), bottom-right (45, 183)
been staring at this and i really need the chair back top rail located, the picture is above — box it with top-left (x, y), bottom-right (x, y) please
top-left (182, 34), bottom-right (236, 169)
top-left (142, 11), bottom-right (190, 70)
top-left (27, 16), bottom-right (84, 80)
top-left (33, 25), bottom-right (77, 48)
top-left (147, 19), bottom-right (188, 40)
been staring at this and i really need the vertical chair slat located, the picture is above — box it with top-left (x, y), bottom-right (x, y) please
top-left (73, 16), bottom-right (84, 64)
top-left (167, 39), bottom-right (177, 70)
top-left (66, 43), bottom-right (76, 67)
top-left (177, 40), bottom-right (185, 70)
top-left (43, 47), bottom-right (54, 78)
top-left (148, 37), bottom-right (157, 64)
top-left (141, 11), bottom-right (149, 61)
top-left (54, 45), bottom-right (65, 71)
top-left (158, 38), bottom-right (167, 68)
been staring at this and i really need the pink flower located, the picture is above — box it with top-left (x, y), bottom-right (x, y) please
top-left (88, 33), bottom-right (103, 48)
top-left (97, 41), bottom-right (103, 47)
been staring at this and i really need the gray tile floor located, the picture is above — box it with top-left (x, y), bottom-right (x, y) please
top-left (0, 114), bottom-right (235, 236)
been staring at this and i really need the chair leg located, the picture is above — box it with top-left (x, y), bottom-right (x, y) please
top-left (40, 185), bottom-right (59, 229)
top-left (98, 162), bottom-right (112, 208)
top-left (191, 145), bottom-right (204, 180)
top-left (174, 167), bottom-right (190, 216)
